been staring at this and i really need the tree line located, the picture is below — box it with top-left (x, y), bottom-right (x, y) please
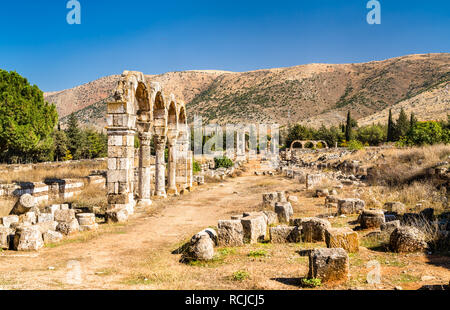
top-left (0, 70), bottom-right (107, 164)
top-left (283, 109), bottom-right (450, 150)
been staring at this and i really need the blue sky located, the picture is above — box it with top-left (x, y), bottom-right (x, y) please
top-left (0, 0), bottom-right (448, 91)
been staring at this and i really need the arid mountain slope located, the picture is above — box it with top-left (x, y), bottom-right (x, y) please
top-left (44, 53), bottom-right (449, 130)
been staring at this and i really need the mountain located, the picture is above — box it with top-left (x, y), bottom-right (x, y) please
top-left (44, 53), bottom-right (450, 130)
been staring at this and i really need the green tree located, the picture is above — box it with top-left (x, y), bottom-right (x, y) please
top-left (409, 112), bottom-right (417, 132)
top-left (75, 129), bottom-right (107, 159)
top-left (406, 121), bottom-right (444, 146)
top-left (387, 109), bottom-right (395, 142)
top-left (394, 108), bottom-right (409, 140)
top-left (0, 70), bottom-right (58, 163)
top-left (285, 124), bottom-right (313, 148)
top-left (356, 125), bottom-right (386, 146)
top-left (52, 130), bottom-right (69, 161)
top-left (345, 111), bottom-right (353, 142)
top-left (65, 113), bottom-right (81, 157)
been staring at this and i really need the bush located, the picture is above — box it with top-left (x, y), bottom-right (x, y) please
top-left (356, 125), bottom-right (386, 146)
top-left (214, 156), bottom-right (233, 169)
top-left (347, 140), bottom-right (364, 151)
top-left (193, 160), bottom-right (201, 174)
top-left (406, 121), bottom-right (445, 146)
top-left (301, 278), bottom-right (322, 288)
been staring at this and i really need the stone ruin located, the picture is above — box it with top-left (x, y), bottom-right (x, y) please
top-left (106, 71), bottom-right (193, 222)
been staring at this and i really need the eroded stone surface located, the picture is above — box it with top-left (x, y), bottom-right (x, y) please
top-left (308, 248), bottom-right (349, 282)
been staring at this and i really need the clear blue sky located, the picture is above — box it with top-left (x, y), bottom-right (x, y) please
top-left (0, 0), bottom-right (448, 91)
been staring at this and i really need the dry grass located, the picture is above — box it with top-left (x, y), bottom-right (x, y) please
top-left (64, 183), bottom-right (108, 211)
top-left (0, 160), bottom-right (106, 184)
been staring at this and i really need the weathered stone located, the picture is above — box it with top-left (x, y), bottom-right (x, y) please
top-left (270, 226), bottom-right (301, 243)
top-left (45, 205), bottom-right (61, 216)
top-left (277, 191), bottom-right (287, 202)
top-left (337, 198), bottom-right (365, 215)
top-left (1, 215), bottom-right (19, 228)
top-left (19, 212), bottom-right (37, 225)
top-left (302, 217), bottom-right (332, 242)
top-left (390, 226), bottom-right (427, 253)
top-left (360, 210), bottom-right (385, 229)
top-left (306, 174), bottom-right (323, 189)
top-left (105, 208), bottom-right (129, 223)
top-left (54, 209), bottom-right (76, 223)
top-left (12, 194), bottom-right (36, 215)
top-left (325, 195), bottom-right (339, 204)
top-left (185, 229), bottom-right (216, 261)
top-left (37, 213), bottom-right (54, 223)
top-left (36, 221), bottom-right (58, 234)
top-left (315, 188), bottom-right (329, 198)
top-left (241, 215), bottom-right (267, 244)
top-left (384, 202), bottom-right (406, 214)
top-left (43, 230), bottom-right (63, 244)
top-left (262, 192), bottom-right (278, 208)
top-left (217, 220), bottom-right (244, 246)
top-left (262, 211), bottom-right (279, 226)
top-left (76, 213), bottom-right (96, 226)
top-left (325, 227), bottom-right (359, 253)
top-left (381, 220), bottom-right (401, 232)
top-left (57, 219), bottom-right (80, 235)
top-left (0, 225), bottom-right (13, 249)
top-left (308, 248), bottom-right (349, 282)
top-left (275, 202), bottom-right (293, 223)
top-left (13, 225), bottom-right (44, 251)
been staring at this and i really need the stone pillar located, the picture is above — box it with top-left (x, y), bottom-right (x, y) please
top-left (187, 150), bottom-right (194, 190)
top-left (176, 140), bottom-right (189, 190)
top-left (154, 135), bottom-right (167, 198)
top-left (107, 128), bottom-right (136, 215)
top-left (137, 132), bottom-right (152, 207)
top-left (167, 139), bottom-right (178, 196)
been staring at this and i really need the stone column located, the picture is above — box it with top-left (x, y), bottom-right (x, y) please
top-left (187, 150), bottom-right (194, 190)
top-left (154, 135), bottom-right (167, 198)
top-left (107, 128), bottom-right (136, 214)
top-left (167, 139), bottom-right (178, 196)
top-left (176, 140), bottom-right (188, 190)
top-left (137, 132), bottom-right (152, 207)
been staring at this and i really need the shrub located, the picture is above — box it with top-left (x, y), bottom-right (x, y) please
top-left (214, 156), bottom-right (233, 169)
top-left (406, 121), bottom-right (444, 146)
top-left (231, 270), bottom-right (250, 281)
top-left (347, 140), bottom-right (364, 151)
top-left (301, 278), bottom-right (322, 288)
top-left (193, 160), bottom-right (201, 174)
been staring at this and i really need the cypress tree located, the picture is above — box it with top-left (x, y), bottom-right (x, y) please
top-left (395, 108), bottom-right (409, 140)
top-left (65, 113), bottom-right (81, 157)
top-left (345, 111), bottom-right (352, 142)
top-left (409, 112), bottom-right (417, 131)
top-left (387, 109), bottom-right (395, 142)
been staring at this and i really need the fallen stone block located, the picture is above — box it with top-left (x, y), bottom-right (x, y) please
top-left (270, 226), bottom-right (301, 243)
top-left (384, 202), bottom-right (406, 214)
top-left (1, 215), bottom-right (19, 228)
top-left (36, 221), bottom-right (58, 234)
top-left (277, 191), bottom-right (287, 203)
top-left (54, 209), bottom-right (76, 223)
top-left (360, 210), bottom-right (385, 229)
top-left (390, 226), bottom-right (427, 253)
top-left (43, 230), bottom-right (63, 244)
top-left (76, 213), bottom-right (96, 226)
top-left (0, 225), bottom-right (13, 249)
top-left (13, 225), bottom-right (44, 251)
top-left (19, 212), bottom-right (37, 225)
top-left (45, 205), bottom-right (61, 216)
top-left (105, 208), bottom-right (129, 223)
top-left (302, 217), bottom-right (331, 242)
top-left (381, 220), bottom-right (401, 233)
top-left (11, 194), bottom-right (37, 215)
top-left (262, 211), bottom-right (278, 226)
top-left (184, 229), bottom-right (217, 261)
top-left (308, 248), bottom-right (349, 283)
top-left (241, 215), bottom-right (267, 244)
top-left (57, 219), bottom-right (80, 235)
top-left (325, 227), bottom-right (359, 253)
top-left (315, 188), bottom-right (329, 198)
top-left (337, 198), bottom-right (365, 215)
top-left (37, 213), bottom-right (54, 223)
top-left (275, 202), bottom-right (293, 223)
top-left (262, 192), bottom-right (278, 208)
top-left (217, 220), bottom-right (244, 246)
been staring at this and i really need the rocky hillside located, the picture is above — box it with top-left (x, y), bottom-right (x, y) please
top-left (44, 53), bottom-right (450, 130)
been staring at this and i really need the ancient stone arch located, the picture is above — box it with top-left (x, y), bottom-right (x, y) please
top-left (106, 71), bottom-right (191, 218)
top-left (290, 140), bottom-right (329, 152)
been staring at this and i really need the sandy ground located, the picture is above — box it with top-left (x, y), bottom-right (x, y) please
top-left (0, 172), bottom-right (449, 290)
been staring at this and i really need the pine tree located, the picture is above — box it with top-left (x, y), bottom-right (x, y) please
top-left (345, 111), bottom-right (352, 142)
top-left (409, 112), bottom-right (417, 131)
top-left (387, 109), bottom-right (395, 142)
top-left (65, 113), bottom-right (81, 157)
top-left (395, 108), bottom-right (409, 140)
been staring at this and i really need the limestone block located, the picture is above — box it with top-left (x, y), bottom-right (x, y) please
top-left (241, 215), bottom-right (267, 244)
top-left (381, 220), bottom-right (401, 233)
top-left (185, 229), bottom-right (217, 261)
top-left (325, 227), bottom-right (359, 253)
top-left (45, 205), bottom-right (61, 216)
top-left (275, 202), bottom-right (294, 223)
top-left (218, 220), bottom-right (244, 247)
top-left (76, 213), bottom-right (96, 226)
top-left (0, 225), bottom-right (13, 249)
top-left (13, 225), bottom-right (44, 251)
top-left (302, 217), bottom-right (332, 242)
top-left (37, 213), bottom-right (54, 223)
top-left (262, 192), bottom-right (278, 208)
top-left (384, 202), bottom-right (406, 214)
top-left (360, 210), bottom-right (385, 229)
top-left (308, 248), bottom-right (349, 282)
top-left (54, 209), bottom-right (76, 223)
top-left (36, 221), bottom-right (58, 234)
top-left (105, 208), bottom-right (129, 223)
top-left (12, 194), bottom-right (36, 215)
top-left (389, 226), bottom-right (427, 253)
top-left (1, 215), bottom-right (19, 228)
top-left (43, 230), bottom-right (63, 244)
top-left (337, 198), bottom-right (366, 215)
top-left (262, 211), bottom-right (279, 226)
top-left (57, 219), bottom-right (80, 235)
top-left (270, 226), bottom-right (301, 243)
top-left (19, 212), bottom-right (37, 225)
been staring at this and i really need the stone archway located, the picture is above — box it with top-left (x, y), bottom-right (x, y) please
top-left (106, 70), bottom-right (186, 221)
